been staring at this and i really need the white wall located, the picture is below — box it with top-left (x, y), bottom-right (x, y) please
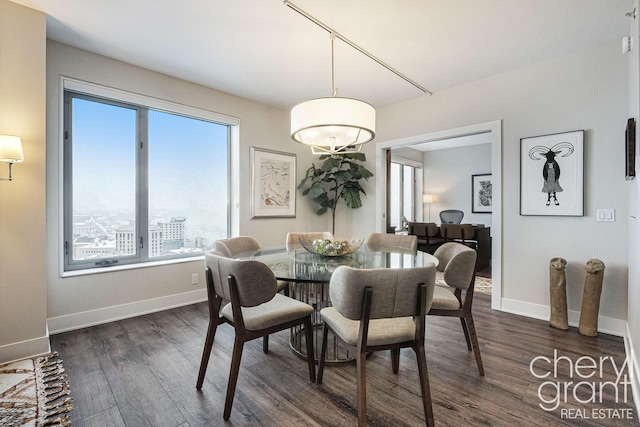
top-left (360, 40), bottom-right (629, 334)
top-left (45, 41), bottom-right (329, 331)
top-left (626, 0), bottom-right (640, 413)
top-left (422, 143), bottom-right (492, 226)
top-left (0, 1), bottom-right (48, 363)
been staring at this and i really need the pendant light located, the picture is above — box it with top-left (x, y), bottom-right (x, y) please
top-left (290, 34), bottom-right (375, 155)
top-left (285, 0), bottom-right (429, 155)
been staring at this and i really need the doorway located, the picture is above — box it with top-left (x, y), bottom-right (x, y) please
top-left (375, 120), bottom-right (502, 310)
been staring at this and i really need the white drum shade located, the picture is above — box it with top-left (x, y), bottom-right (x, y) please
top-left (291, 97), bottom-right (375, 153)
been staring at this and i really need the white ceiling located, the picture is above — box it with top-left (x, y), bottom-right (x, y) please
top-left (10, 0), bottom-right (636, 110)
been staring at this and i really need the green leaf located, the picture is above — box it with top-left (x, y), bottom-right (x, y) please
top-left (349, 163), bottom-right (373, 180)
top-left (307, 182), bottom-right (326, 199)
top-left (333, 170), bottom-right (353, 183)
top-left (297, 176), bottom-right (310, 189)
top-left (314, 167), bottom-right (326, 177)
top-left (316, 206), bottom-right (328, 215)
top-left (341, 187), bottom-right (363, 209)
top-left (344, 153), bottom-right (366, 162)
top-left (344, 180), bottom-right (366, 195)
top-left (321, 158), bottom-right (341, 171)
top-left (359, 166), bottom-right (374, 179)
top-left (313, 191), bottom-right (329, 204)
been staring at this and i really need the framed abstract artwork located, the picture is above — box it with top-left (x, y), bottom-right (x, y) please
top-left (471, 174), bottom-right (492, 213)
top-left (520, 130), bottom-right (584, 216)
top-left (250, 147), bottom-right (296, 218)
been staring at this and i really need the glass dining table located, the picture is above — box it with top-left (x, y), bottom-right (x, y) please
top-left (235, 244), bottom-right (438, 363)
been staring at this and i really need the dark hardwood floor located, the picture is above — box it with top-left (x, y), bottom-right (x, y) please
top-left (50, 294), bottom-right (637, 426)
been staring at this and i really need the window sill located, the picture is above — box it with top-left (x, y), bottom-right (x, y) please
top-left (61, 255), bottom-right (205, 278)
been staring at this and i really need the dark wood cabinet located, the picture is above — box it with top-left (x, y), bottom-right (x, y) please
top-left (473, 226), bottom-right (491, 272)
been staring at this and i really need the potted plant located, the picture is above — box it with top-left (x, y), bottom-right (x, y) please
top-left (298, 153), bottom-right (374, 235)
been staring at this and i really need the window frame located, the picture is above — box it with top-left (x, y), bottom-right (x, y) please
top-left (390, 156), bottom-right (421, 228)
top-left (61, 78), bottom-right (239, 273)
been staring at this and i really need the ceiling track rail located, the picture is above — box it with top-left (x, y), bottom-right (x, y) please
top-left (284, 0), bottom-right (432, 95)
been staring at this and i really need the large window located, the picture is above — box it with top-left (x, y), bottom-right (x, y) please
top-left (63, 85), bottom-right (234, 271)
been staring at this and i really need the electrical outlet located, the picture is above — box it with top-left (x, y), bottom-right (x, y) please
top-left (191, 273), bottom-right (199, 285)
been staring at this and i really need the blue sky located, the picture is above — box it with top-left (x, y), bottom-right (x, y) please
top-left (72, 97), bottom-right (229, 231)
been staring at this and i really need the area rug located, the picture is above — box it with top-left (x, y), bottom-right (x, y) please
top-left (475, 276), bottom-right (492, 295)
top-left (0, 352), bottom-right (73, 426)
top-left (435, 275), bottom-right (492, 295)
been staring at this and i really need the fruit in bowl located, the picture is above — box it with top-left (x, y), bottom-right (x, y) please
top-left (300, 237), bottom-right (363, 256)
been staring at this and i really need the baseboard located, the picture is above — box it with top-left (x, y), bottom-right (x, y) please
top-left (624, 324), bottom-right (640, 422)
top-left (47, 288), bottom-right (208, 334)
top-left (500, 297), bottom-right (626, 337)
top-left (0, 333), bottom-right (51, 365)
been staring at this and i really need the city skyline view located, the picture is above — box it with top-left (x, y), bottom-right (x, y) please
top-left (68, 95), bottom-right (229, 263)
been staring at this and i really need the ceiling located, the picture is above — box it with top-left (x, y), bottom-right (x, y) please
top-left (10, 0), bottom-right (636, 110)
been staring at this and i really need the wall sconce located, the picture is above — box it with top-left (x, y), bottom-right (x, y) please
top-left (423, 193), bottom-right (437, 221)
top-left (0, 135), bottom-right (24, 181)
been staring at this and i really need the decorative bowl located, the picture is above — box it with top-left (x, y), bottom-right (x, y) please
top-left (299, 236), bottom-right (363, 257)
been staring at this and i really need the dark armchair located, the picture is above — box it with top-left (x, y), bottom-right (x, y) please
top-left (440, 223), bottom-right (477, 250)
top-left (408, 222), bottom-right (444, 254)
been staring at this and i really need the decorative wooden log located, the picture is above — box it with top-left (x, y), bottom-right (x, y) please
top-left (578, 259), bottom-right (605, 337)
top-left (549, 257), bottom-right (568, 330)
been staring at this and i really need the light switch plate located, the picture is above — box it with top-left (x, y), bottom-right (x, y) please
top-left (596, 209), bottom-right (615, 222)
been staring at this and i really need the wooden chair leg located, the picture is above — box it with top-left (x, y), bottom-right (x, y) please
top-left (460, 317), bottom-right (472, 351)
top-left (223, 336), bottom-right (245, 420)
top-left (196, 319), bottom-right (219, 389)
top-left (263, 335), bottom-right (269, 353)
top-left (414, 344), bottom-right (434, 427)
top-left (464, 312), bottom-right (484, 376)
top-left (391, 348), bottom-right (400, 374)
top-left (356, 352), bottom-right (367, 427)
top-left (304, 316), bottom-right (316, 382)
top-left (317, 324), bottom-right (330, 384)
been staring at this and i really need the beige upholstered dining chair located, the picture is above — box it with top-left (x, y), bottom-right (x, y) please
top-left (214, 236), bottom-right (260, 257)
top-left (285, 231), bottom-right (333, 250)
top-left (196, 252), bottom-right (316, 420)
top-left (215, 236), bottom-right (289, 296)
top-left (429, 242), bottom-right (484, 376)
top-left (364, 232), bottom-right (418, 253)
top-left (317, 265), bottom-right (436, 427)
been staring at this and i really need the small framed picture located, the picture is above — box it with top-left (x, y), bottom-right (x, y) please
top-left (471, 174), bottom-right (492, 213)
top-left (251, 147), bottom-right (296, 218)
top-left (520, 130), bottom-right (584, 216)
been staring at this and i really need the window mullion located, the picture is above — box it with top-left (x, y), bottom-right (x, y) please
top-left (400, 165), bottom-right (405, 222)
top-left (62, 91), bottom-right (73, 269)
top-left (138, 108), bottom-right (150, 260)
